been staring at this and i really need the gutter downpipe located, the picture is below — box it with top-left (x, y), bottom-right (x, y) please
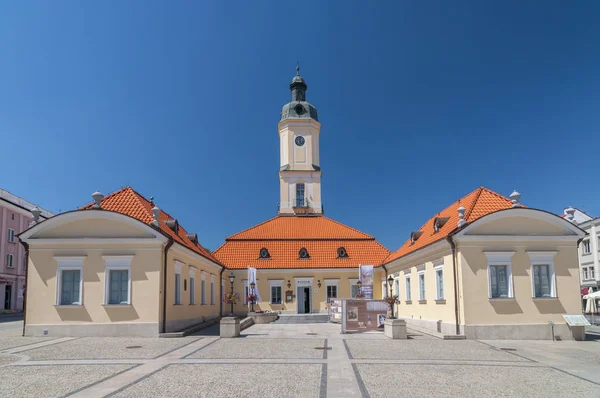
top-left (446, 235), bottom-right (460, 336)
top-left (161, 238), bottom-right (174, 334)
top-left (219, 266), bottom-right (225, 317)
top-left (19, 239), bottom-right (29, 337)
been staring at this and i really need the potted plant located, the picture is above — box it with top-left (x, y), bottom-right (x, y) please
top-left (355, 292), bottom-right (366, 299)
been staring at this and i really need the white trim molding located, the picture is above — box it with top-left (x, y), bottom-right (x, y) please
top-left (174, 261), bottom-right (184, 274)
top-left (484, 251), bottom-right (515, 299)
top-left (189, 267), bottom-right (197, 278)
top-left (54, 256), bottom-right (86, 306)
top-left (527, 251), bottom-right (558, 298)
top-left (102, 255), bottom-right (134, 305)
top-left (269, 280), bottom-right (284, 305)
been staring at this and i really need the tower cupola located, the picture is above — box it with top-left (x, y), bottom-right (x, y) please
top-left (280, 66), bottom-right (319, 122)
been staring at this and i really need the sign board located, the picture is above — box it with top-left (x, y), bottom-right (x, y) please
top-left (297, 280), bottom-right (311, 286)
top-left (342, 299), bottom-right (388, 332)
top-left (562, 314), bottom-right (591, 326)
top-left (328, 299), bottom-right (342, 323)
top-left (359, 265), bottom-right (374, 299)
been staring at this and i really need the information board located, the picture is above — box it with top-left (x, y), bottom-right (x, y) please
top-left (562, 314), bottom-right (591, 326)
top-left (342, 299), bottom-right (388, 332)
top-left (328, 299), bottom-right (342, 323)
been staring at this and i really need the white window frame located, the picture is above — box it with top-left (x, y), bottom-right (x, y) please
top-left (174, 261), bottom-right (183, 305)
top-left (591, 266), bottom-right (596, 280)
top-left (189, 267), bottom-right (196, 305)
top-left (583, 267), bottom-right (589, 281)
top-left (210, 274), bottom-right (215, 305)
top-left (7, 228), bottom-right (15, 243)
top-left (418, 268), bottom-right (426, 301)
top-left (6, 253), bottom-right (14, 268)
top-left (54, 256), bottom-right (86, 306)
top-left (484, 251), bottom-right (515, 299)
top-left (325, 279), bottom-right (339, 302)
top-left (434, 263), bottom-right (444, 300)
top-left (394, 277), bottom-right (400, 297)
top-left (201, 271), bottom-right (207, 305)
top-left (102, 255), bottom-right (133, 305)
top-left (269, 280), bottom-right (283, 305)
top-left (583, 240), bottom-right (591, 255)
top-left (405, 274), bottom-right (412, 301)
top-left (528, 251), bottom-right (557, 298)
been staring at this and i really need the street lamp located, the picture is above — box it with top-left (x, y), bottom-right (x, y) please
top-left (229, 272), bottom-right (235, 316)
top-left (387, 275), bottom-right (395, 318)
top-left (250, 281), bottom-right (256, 313)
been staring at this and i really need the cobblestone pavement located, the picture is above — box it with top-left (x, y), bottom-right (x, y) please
top-left (1, 318), bottom-right (600, 397)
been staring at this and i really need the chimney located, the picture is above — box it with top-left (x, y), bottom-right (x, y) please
top-left (457, 205), bottom-right (466, 228)
top-left (509, 190), bottom-right (521, 208)
top-left (92, 190), bottom-right (104, 209)
top-left (564, 206), bottom-right (576, 223)
top-left (151, 205), bottom-right (161, 228)
top-left (31, 206), bottom-right (42, 225)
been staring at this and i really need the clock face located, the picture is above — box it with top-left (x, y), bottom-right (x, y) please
top-left (295, 136), bottom-right (305, 146)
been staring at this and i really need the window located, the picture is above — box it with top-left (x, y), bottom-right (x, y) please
top-left (210, 278), bottom-right (215, 305)
top-left (351, 284), bottom-right (360, 298)
top-left (296, 183), bottom-right (305, 207)
top-left (6, 254), bottom-right (13, 268)
top-left (394, 279), bottom-right (399, 297)
top-left (485, 252), bottom-right (515, 299)
top-left (591, 267), bottom-right (596, 280)
top-left (337, 247), bottom-right (348, 258)
top-left (244, 281), bottom-right (249, 305)
top-left (326, 282), bottom-right (338, 302)
top-left (201, 279), bottom-right (206, 305)
top-left (189, 276), bottom-right (195, 304)
top-left (55, 256), bottom-right (85, 306)
top-left (418, 272), bottom-right (425, 301)
top-left (405, 276), bottom-right (411, 301)
top-left (435, 266), bottom-right (444, 300)
top-left (103, 256), bottom-right (132, 305)
top-left (528, 251), bottom-right (557, 298)
top-left (7, 229), bottom-right (15, 242)
top-left (583, 267), bottom-right (590, 281)
top-left (270, 281), bottom-right (283, 304)
top-left (299, 248), bottom-right (309, 259)
top-left (583, 240), bottom-right (591, 255)
top-left (175, 274), bottom-right (182, 304)
top-left (382, 281), bottom-right (388, 298)
top-left (259, 248), bottom-right (270, 259)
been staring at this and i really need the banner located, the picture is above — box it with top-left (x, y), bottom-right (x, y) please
top-left (359, 264), bottom-right (374, 299)
top-left (247, 267), bottom-right (261, 302)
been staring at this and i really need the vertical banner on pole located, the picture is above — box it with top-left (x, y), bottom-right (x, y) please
top-left (247, 267), bottom-right (261, 304)
top-left (359, 265), bottom-right (374, 299)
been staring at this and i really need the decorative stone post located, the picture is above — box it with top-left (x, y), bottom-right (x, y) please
top-left (220, 317), bottom-right (240, 338)
top-left (384, 318), bottom-right (407, 339)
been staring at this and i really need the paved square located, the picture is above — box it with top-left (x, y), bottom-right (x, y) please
top-left (344, 339), bottom-right (529, 361)
top-left (112, 364), bottom-right (324, 398)
top-left (187, 337), bottom-right (327, 359)
top-left (354, 363), bottom-right (599, 397)
top-left (0, 364), bottom-right (134, 398)
top-left (0, 336), bottom-right (61, 351)
top-left (20, 336), bottom-right (201, 360)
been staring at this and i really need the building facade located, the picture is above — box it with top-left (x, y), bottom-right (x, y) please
top-left (0, 188), bottom-right (53, 312)
top-left (563, 207), bottom-right (599, 292)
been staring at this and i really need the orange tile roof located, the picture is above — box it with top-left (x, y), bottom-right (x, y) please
top-left (383, 187), bottom-right (513, 264)
top-left (214, 216), bottom-right (390, 269)
top-left (81, 187), bottom-right (219, 264)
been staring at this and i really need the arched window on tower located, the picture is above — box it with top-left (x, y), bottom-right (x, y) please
top-left (296, 183), bottom-right (305, 207)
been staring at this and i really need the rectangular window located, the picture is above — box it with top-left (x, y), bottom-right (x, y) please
top-left (7, 228), bottom-right (15, 242)
top-left (533, 264), bottom-right (552, 297)
top-left (490, 265), bottom-right (509, 298)
top-left (201, 280), bottom-right (206, 305)
top-left (351, 284), bottom-right (360, 298)
top-left (394, 279), bottom-right (399, 297)
top-left (60, 270), bottom-right (81, 305)
top-left (405, 276), bottom-right (411, 301)
top-left (583, 268), bottom-right (589, 280)
top-left (326, 285), bottom-right (337, 302)
top-left (175, 273), bottom-right (181, 305)
top-left (591, 267), bottom-right (596, 280)
top-left (382, 281), bottom-right (388, 298)
top-left (189, 277), bottom-right (195, 304)
top-left (418, 273), bottom-right (425, 300)
top-left (436, 269), bottom-right (444, 300)
top-left (210, 281), bottom-right (215, 305)
top-left (583, 240), bottom-right (591, 255)
top-left (296, 183), bottom-right (305, 207)
top-left (108, 270), bottom-right (129, 304)
top-left (271, 286), bottom-right (282, 304)
top-left (6, 254), bottom-right (13, 268)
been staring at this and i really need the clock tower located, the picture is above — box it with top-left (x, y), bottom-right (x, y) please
top-left (278, 67), bottom-right (322, 215)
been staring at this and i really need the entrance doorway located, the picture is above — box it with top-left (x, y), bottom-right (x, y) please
top-left (296, 286), bottom-right (312, 313)
top-left (4, 285), bottom-right (12, 310)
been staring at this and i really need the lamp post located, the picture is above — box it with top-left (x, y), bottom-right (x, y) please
top-left (387, 275), bottom-right (394, 318)
top-left (357, 280), bottom-right (362, 297)
top-left (250, 281), bottom-right (256, 313)
top-left (229, 272), bottom-right (235, 317)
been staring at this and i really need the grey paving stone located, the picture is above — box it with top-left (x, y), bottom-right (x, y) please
top-left (0, 336), bottom-right (59, 351)
top-left (0, 354), bottom-right (21, 366)
top-left (187, 337), bottom-right (326, 359)
top-left (355, 363), bottom-right (599, 397)
top-left (20, 337), bottom-right (200, 360)
top-left (344, 339), bottom-right (529, 361)
top-left (113, 363), bottom-right (323, 398)
top-left (0, 364), bottom-right (133, 398)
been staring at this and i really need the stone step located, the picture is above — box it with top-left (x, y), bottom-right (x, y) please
top-left (407, 324), bottom-right (466, 340)
top-left (159, 317), bottom-right (221, 338)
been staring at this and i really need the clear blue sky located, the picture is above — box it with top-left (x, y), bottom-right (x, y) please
top-left (1, 1), bottom-right (599, 251)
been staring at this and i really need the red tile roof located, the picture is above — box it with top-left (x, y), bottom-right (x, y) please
top-left (81, 187), bottom-right (219, 264)
top-left (214, 216), bottom-right (389, 269)
top-left (383, 187), bottom-right (513, 264)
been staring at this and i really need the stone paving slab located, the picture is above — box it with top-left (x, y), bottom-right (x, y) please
top-left (0, 364), bottom-right (134, 398)
top-left (0, 336), bottom-right (60, 351)
top-left (0, 354), bottom-right (22, 366)
top-left (354, 363), bottom-right (599, 397)
top-left (187, 337), bottom-right (327, 359)
top-left (344, 339), bottom-right (529, 361)
top-left (112, 363), bottom-right (324, 398)
top-left (20, 337), bottom-right (201, 360)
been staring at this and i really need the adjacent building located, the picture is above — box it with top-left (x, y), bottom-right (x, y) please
top-left (563, 207), bottom-right (599, 292)
top-left (0, 188), bottom-right (53, 312)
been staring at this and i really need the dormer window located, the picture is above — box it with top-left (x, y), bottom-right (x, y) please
top-left (299, 248), bottom-right (309, 259)
top-left (165, 219), bottom-right (179, 233)
top-left (337, 247), bottom-right (348, 258)
top-left (433, 217), bottom-right (450, 233)
top-left (410, 231), bottom-right (423, 245)
top-left (186, 233), bottom-right (198, 244)
top-left (259, 248), bottom-right (270, 259)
